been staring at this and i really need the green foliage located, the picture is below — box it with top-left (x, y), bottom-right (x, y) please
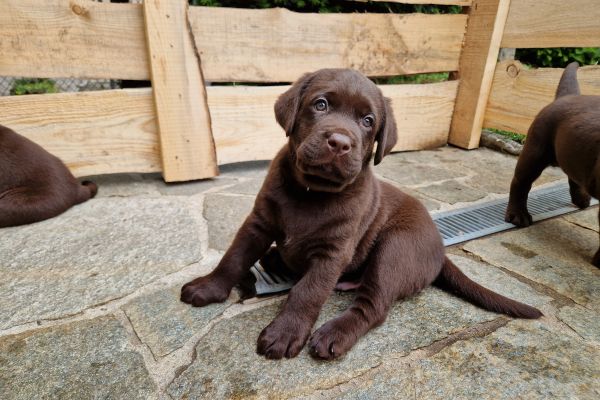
top-left (10, 78), bottom-right (58, 96)
top-left (188, 0), bottom-right (461, 14)
top-left (515, 47), bottom-right (600, 68)
top-left (374, 72), bottom-right (449, 85)
top-left (487, 128), bottom-right (526, 144)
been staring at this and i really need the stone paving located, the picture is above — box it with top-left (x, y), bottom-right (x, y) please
top-left (1, 147), bottom-right (599, 399)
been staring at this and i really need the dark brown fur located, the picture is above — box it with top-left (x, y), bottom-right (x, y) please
top-left (505, 62), bottom-right (600, 267)
top-left (0, 124), bottom-right (97, 227)
top-left (182, 69), bottom-right (542, 360)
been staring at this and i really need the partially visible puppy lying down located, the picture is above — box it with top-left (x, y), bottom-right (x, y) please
top-left (0, 124), bottom-right (97, 228)
top-left (182, 69), bottom-right (542, 360)
top-left (505, 62), bottom-right (600, 267)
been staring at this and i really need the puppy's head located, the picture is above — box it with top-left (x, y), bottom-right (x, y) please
top-left (274, 69), bottom-right (397, 192)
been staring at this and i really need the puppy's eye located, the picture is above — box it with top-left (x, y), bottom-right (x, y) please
top-left (314, 98), bottom-right (328, 112)
top-left (362, 115), bottom-right (375, 128)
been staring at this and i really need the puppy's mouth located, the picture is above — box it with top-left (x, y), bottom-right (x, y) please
top-left (295, 163), bottom-right (356, 192)
top-left (303, 172), bottom-right (344, 189)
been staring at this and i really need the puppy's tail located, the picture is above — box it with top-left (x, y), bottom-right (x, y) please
top-left (555, 62), bottom-right (580, 99)
top-left (433, 257), bottom-right (542, 319)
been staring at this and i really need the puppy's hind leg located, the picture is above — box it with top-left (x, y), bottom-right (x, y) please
top-left (506, 118), bottom-right (554, 227)
top-left (568, 178), bottom-right (591, 209)
top-left (308, 228), bottom-right (443, 360)
top-left (0, 188), bottom-right (70, 228)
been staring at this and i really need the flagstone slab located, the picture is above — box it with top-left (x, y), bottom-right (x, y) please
top-left (415, 180), bottom-right (487, 204)
top-left (463, 218), bottom-right (600, 309)
top-left (0, 317), bottom-right (157, 400)
top-left (564, 206), bottom-right (599, 232)
top-left (556, 305), bottom-right (600, 342)
top-left (204, 193), bottom-right (255, 251)
top-left (122, 287), bottom-right (230, 358)
top-left (0, 198), bottom-right (203, 330)
top-left (414, 319), bottom-right (600, 399)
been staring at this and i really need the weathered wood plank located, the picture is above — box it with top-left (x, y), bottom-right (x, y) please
top-left (0, 0), bottom-right (149, 80)
top-left (0, 1), bottom-right (466, 83)
top-left (208, 81), bottom-right (458, 165)
top-left (143, 0), bottom-right (218, 182)
top-left (0, 89), bottom-right (160, 178)
top-left (502, 0), bottom-right (600, 48)
top-left (484, 61), bottom-right (600, 134)
top-left (189, 7), bottom-right (467, 82)
top-left (448, 0), bottom-right (511, 149)
top-left (0, 80), bottom-right (456, 178)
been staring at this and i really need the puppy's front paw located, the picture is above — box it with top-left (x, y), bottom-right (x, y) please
top-left (257, 317), bottom-right (310, 359)
top-left (180, 276), bottom-right (230, 307)
top-left (505, 207), bottom-right (532, 227)
top-left (309, 319), bottom-right (357, 360)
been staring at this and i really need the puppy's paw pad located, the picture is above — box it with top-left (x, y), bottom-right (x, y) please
top-left (309, 321), bottom-right (356, 360)
top-left (180, 277), bottom-right (230, 307)
top-left (505, 208), bottom-right (532, 227)
top-left (257, 320), bottom-right (310, 359)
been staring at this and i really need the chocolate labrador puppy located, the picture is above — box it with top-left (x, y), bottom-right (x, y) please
top-left (0, 124), bottom-right (97, 227)
top-left (182, 69), bottom-right (541, 360)
top-left (505, 62), bottom-right (600, 267)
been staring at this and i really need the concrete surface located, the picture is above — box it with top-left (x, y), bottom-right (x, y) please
top-left (1, 147), bottom-right (598, 399)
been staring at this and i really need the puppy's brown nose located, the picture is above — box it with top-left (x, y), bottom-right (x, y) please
top-left (327, 133), bottom-right (352, 156)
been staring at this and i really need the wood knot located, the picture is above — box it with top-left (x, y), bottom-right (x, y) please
top-left (506, 63), bottom-right (519, 78)
top-left (71, 3), bottom-right (88, 17)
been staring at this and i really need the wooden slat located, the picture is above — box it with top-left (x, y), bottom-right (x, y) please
top-left (502, 0), bottom-right (600, 48)
top-left (0, 1), bottom-right (467, 83)
top-left (0, 0), bottom-right (149, 80)
top-left (0, 89), bottom-right (160, 178)
top-left (0, 81), bottom-right (457, 178)
top-left (351, 0), bottom-right (471, 5)
top-left (189, 7), bottom-right (467, 82)
top-left (208, 81), bottom-right (458, 165)
top-left (484, 61), bottom-right (600, 134)
top-left (143, 0), bottom-right (218, 182)
top-left (448, 0), bottom-right (511, 149)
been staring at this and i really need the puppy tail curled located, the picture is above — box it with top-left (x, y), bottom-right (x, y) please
top-left (555, 62), bottom-right (580, 99)
top-left (433, 257), bottom-right (543, 319)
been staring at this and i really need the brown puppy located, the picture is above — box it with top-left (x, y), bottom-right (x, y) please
top-left (505, 62), bottom-right (600, 267)
top-left (182, 69), bottom-right (541, 360)
top-left (0, 124), bottom-right (97, 227)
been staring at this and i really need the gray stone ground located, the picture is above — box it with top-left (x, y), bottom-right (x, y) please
top-left (1, 147), bottom-right (599, 399)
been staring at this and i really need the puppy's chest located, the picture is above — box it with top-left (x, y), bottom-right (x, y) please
top-left (277, 215), bottom-right (352, 249)
top-left (274, 204), bottom-right (371, 271)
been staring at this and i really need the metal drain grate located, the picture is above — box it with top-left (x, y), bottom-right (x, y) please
top-left (433, 181), bottom-right (597, 246)
top-left (249, 181), bottom-right (597, 294)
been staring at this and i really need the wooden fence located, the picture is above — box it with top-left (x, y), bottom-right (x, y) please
top-left (475, 0), bottom-right (600, 146)
top-left (0, 0), bottom-right (598, 181)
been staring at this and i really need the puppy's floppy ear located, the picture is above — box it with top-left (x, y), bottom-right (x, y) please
top-left (274, 72), bottom-right (314, 136)
top-left (374, 97), bottom-right (398, 165)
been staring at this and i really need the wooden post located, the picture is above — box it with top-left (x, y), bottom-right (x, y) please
top-left (447, 0), bottom-right (511, 149)
top-left (143, 0), bottom-right (218, 182)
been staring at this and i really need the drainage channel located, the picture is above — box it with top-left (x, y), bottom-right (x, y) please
top-left (433, 181), bottom-right (597, 246)
top-left (249, 181), bottom-right (597, 295)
